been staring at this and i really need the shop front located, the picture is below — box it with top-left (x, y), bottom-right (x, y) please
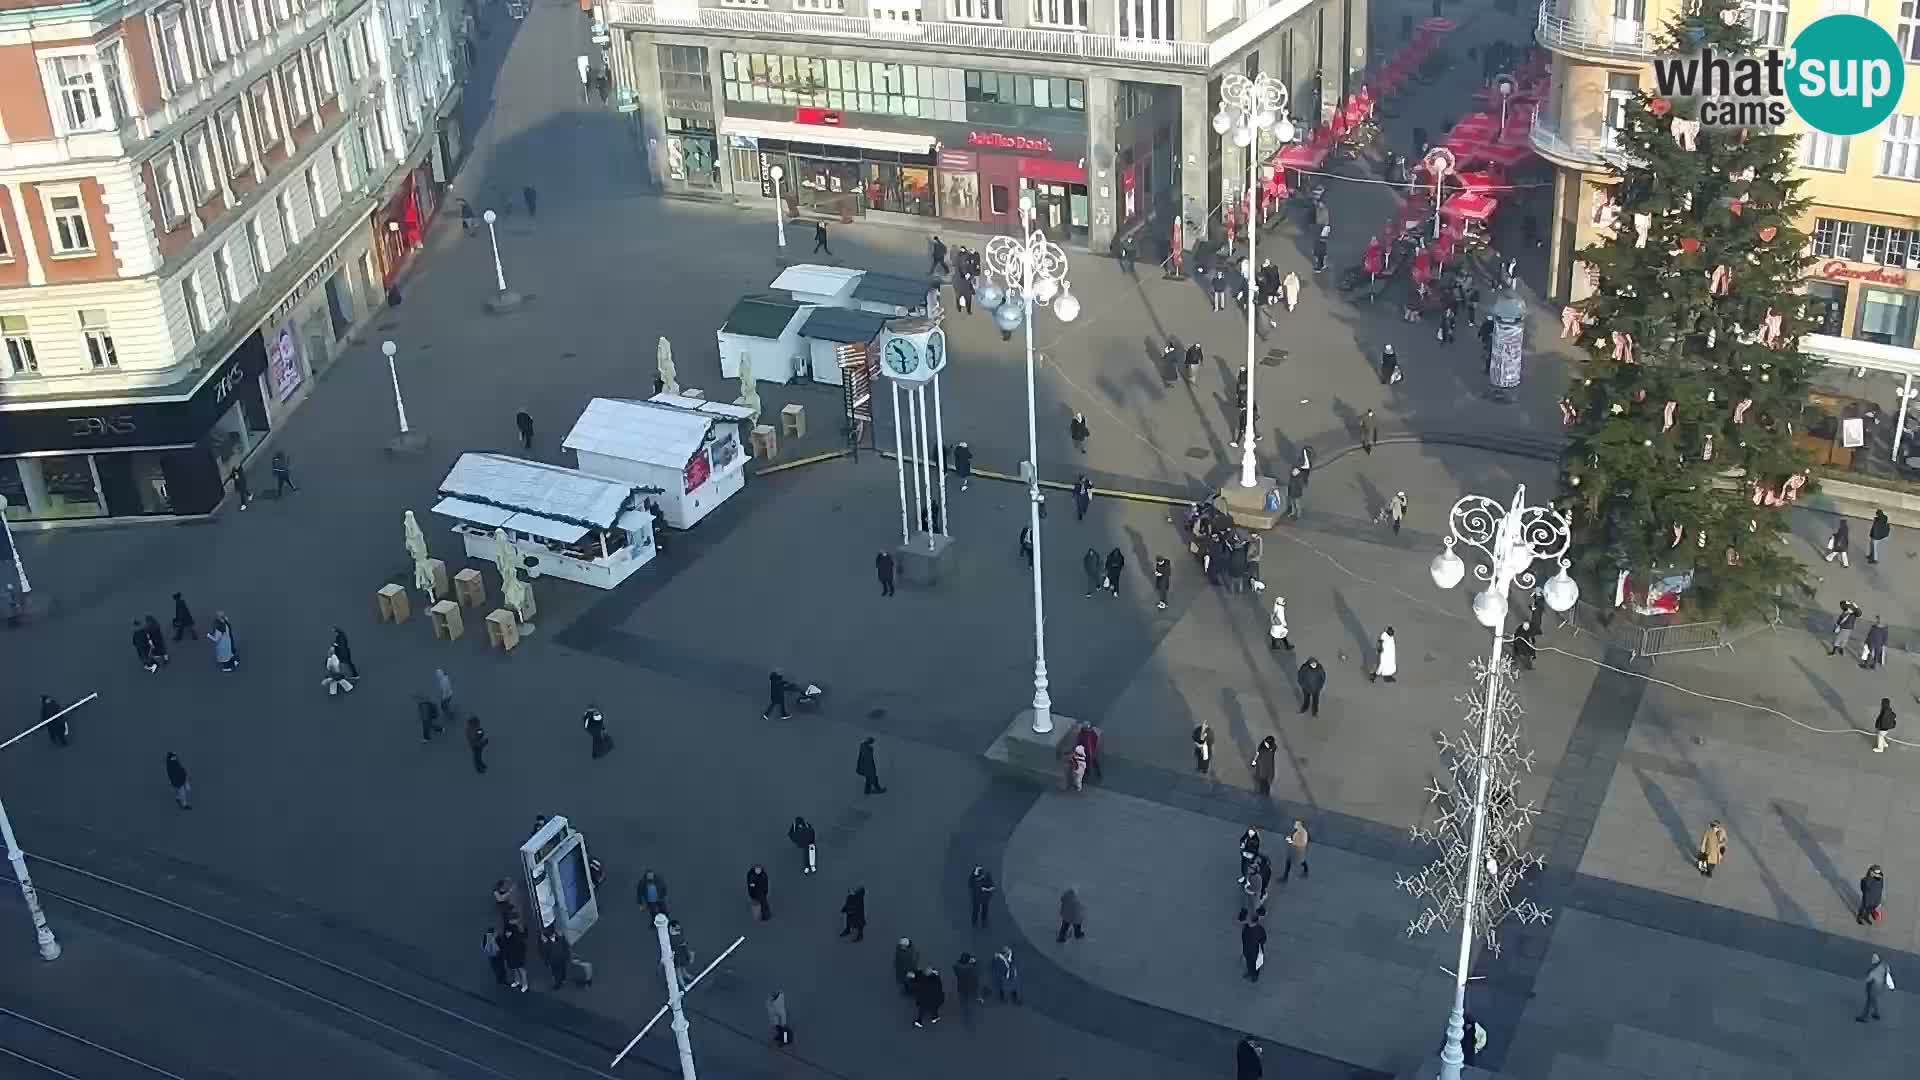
top-left (373, 164), bottom-right (441, 289)
top-left (966, 130), bottom-right (1088, 242)
top-left (1807, 261), bottom-right (1919, 348)
top-left (0, 334), bottom-right (270, 522)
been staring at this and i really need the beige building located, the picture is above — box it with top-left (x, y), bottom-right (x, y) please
top-left (1532, 0), bottom-right (1920, 501)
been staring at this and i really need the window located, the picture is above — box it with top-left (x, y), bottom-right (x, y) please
top-left (282, 61), bottom-right (311, 123)
top-left (250, 81), bottom-right (280, 148)
top-left (718, 0), bottom-right (768, 6)
top-left (1881, 114), bottom-right (1920, 180)
top-left (186, 127), bottom-right (217, 200)
top-left (2, 317), bottom-right (37, 376)
top-left (309, 42), bottom-right (335, 97)
top-left (1742, 0), bottom-right (1789, 46)
top-left (1812, 216), bottom-right (1861, 259)
top-left (948, 0), bottom-right (1003, 20)
top-left (1118, 0), bottom-right (1174, 41)
top-left (333, 142), bottom-right (357, 195)
top-left (792, 0), bottom-right (844, 8)
top-left (305, 164), bottom-right (326, 219)
top-left (46, 189), bottom-right (93, 252)
top-left (79, 310), bottom-right (117, 369)
top-left (357, 118), bottom-right (379, 171)
top-left (344, 22), bottom-right (366, 80)
top-left (374, 107), bottom-right (394, 156)
top-left (45, 55), bottom-right (107, 132)
top-left (0, 220), bottom-right (10, 260)
top-left (98, 43), bottom-right (131, 124)
top-left (273, 0), bottom-right (295, 22)
top-left (153, 156), bottom-right (185, 226)
top-left (220, 105), bottom-right (251, 174)
top-left (155, 5), bottom-right (194, 94)
top-left (246, 217), bottom-right (271, 272)
top-left (1031, 0), bottom-right (1088, 26)
top-left (230, 0), bottom-right (261, 45)
top-left (194, 0), bottom-right (230, 68)
top-left (1799, 130), bottom-right (1849, 171)
top-left (1901, 1), bottom-right (1920, 62)
top-left (180, 276), bottom-right (205, 336)
top-left (1857, 287), bottom-right (1920, 347)
top-left (1863, 225), bottom-right (1919, 269)
top-left (277, 190), bottom-right (298, 246)
top-left (212, 248), bottom-right (234, 304)
top-left (1603, 72), bottom-right (1637, 147)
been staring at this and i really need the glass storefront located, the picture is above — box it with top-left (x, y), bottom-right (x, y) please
top-left (743, 140), bottom-right (939, 220)
top-left (1856, 287), bottom-right (1919, 347)
top-left (864, 161), bottom-right (933, 216)
top-left (2, 456), bottom-right (107, 521)
top-left (793, 153), bottom-right (862, 214)
top-left (1802, 281), bottom-right (1846, 337)
top-left (665, 117), bottom-right (721, 188)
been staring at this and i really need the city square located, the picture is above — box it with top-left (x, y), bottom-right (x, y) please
top-left (3, 0), bottom-right (1920, 1077)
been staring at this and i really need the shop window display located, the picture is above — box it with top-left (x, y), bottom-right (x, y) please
top-left (864, 162), bottom-right (934, 216)
top-left (3, 456), bottom-right (105, 521)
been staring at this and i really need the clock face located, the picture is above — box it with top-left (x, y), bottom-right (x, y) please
top-left (884, 337), bottom-right (921, 376)
top-left (924, 329), bottom-right (947, 374)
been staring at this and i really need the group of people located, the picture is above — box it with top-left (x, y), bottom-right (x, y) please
top-left (1179, 497), bottom-right (1265, 593)
top-left (484, 875), bottom-right (586, 993)
top-left (1235, 823), bottom-right (1312, 982)
top-left (931, 236), bottom-right (983, 316)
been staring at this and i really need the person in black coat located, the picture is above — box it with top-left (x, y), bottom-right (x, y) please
top-left (1250, 736), bottom-right (1277, 796)
top-left (1240, 918), bottom-right (1267, 980)
top-left (953, 443), bottom-right (973, 490)
top-left (857, 736), bottom-right (885, 794)
top-left (500, 920), bottom-right (529, 992)
top-left (875, 551), bottom-right (896, 597)
top-left (541, 924), bottom-right (572, 990)
top-left (1073, 476), bottom-right (1094, 520)
top-left (1236, 1036), bottom-right (1264, 1080)
top-left (840, 887), bottom-right (867, 940)
top-left (330, 628), bottom-right (359, 678)
top-left (583, 707), bottom-right (613, 758)
top-left (514, 410), bottom-right (535, 450)
top-left (912, 966), bottom-right (945, 1026)
top-left (1153, 556), bottom-right (1172, 609)
top-left (1858, 865), bottom-right (1886, 925)
top-left (171, 592), bottom-right (196, 641)
top-left (1069, 413), bottom-right (1090, 453)
top-left (1082, 548), bottom-right (1103, 597)
top-left (43, 695), bottom-right (68, 747)
top-left (1298, 657), bottom-right (1326, 715)
top-left (746, 864), bottom-right (772, 921)
top-left (763, 671), bottom-right (793, 720)
top-left (1103, 548), bottom-right (1125, 596)
top-left (788, 816), bottom-right (818, 874)
top-left (1862, 617), bottom-right (1890, 670)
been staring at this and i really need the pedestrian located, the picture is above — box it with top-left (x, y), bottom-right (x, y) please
top-left (1830, 600), bottom-right (1862, 656)
top-left (522, 184), bottom-right (537, 217)
top-left (1236, 867), bottom-right (1264, 922)
top-left (1512, 620), bottom-right (1539, 671)
top-left (1268, 595), bottom-right (1292, 652)
top-left (270, 451), bottom-right (296, 496)
top-left (1697, 818), bottom-right (1728, 877)
top-left (1153, 555), bottom-right (1172, 609)
top-left (1082, 547), bottom-right (1102, 597)
top-left (1859, 953), bottom-right (1891, 1021)
top-left (894, 938), bottom-right (920, 995)
top-left (1283, 467), bottom-right (1306, 519)
top-left (638, 869), bottom-right (669, 916)
top-left (165, 751), bottom-right (191, 808)
top-left (133, 618), bottom-right (159, 672)
top-left (171, 592), bottom-right (196, 641)
top-left (746, 864), bottom-right (772, 921)
top-left (500, 919), bottom-right (529, 992)
top-left (1369, 627), bottom-right (1398, 683)
top-left (483, 927), bottom-right (508, 985)
top-left (991, 944), bottom-right (1021, 1003)
top-left (856, 736), bottom-right (886, 794)
top-left (515, 410), bottom-right (535, 450)
top-left (1298, 657), bottom-right (1326, 715)
top-left (1388, 492), bottom-right (1408, 535)
top-left (1065, 742), bottom-right (1087, 791)
top-left (1282, 270), bottom-right (1300, 311)
top-left (322, 650), bottom-right (356, 696)
top-left (954, 442), bottom-right (973, 490)
top-left (1297, 445), bottom-right (1312, 487)
top-left (670, 921), bottom-right (694, 987)
top-left (1869, 509), bottom-right (1891, 563)
top-left (1184, 341), bottom-right (1203, 382)
top-left (206, 621), bottom-right (237, 672)
top-left (763, 670), bottom-right (793, 720)
top-left (954, 952), bottom-right (981, 1020)
top-left (1075, 721), bottom-right (1103, 782)
top-left (1872, 697), bottom-right (1897, 754)
top-left (1439, 305), bottom-right (1458, 344)
top-left (788, 816), bottom-right (818, 874)
top-left (466, 714), bottom-right (489, 774)
top-left (1250, 735), bottom-right (1277, 797)
top-left (1238, 825), bottom-right (1262, 882)
top-left (912, 966), bottom-right (945, 1027)
top-left (584, 706), bottom-right (613, 758)
top-left (1283, 819), bottom-right (1310, 881)
top-left (493, 879), bottom-right (518, 925)
top-left (1241, 916), bottom-right (1267, 980)
top-left (930, 234), bottom-right (949, 275)
top-left (767, 989), bottom-right (792, 1045)
top-left (1019, 525), bottom-right (1034, 567)
top-left (434, 667), bottom-right (455, 721)
top-left (1055, 887), bottom-right (1084, 942)
top-left (144, 616), bottom-right (170, 666)
top-left (541, 924), bottom-right (571, 990)
top-left (459, 198), bottom-right (475, 236)
top-left (1236, 1036), bottom-right (1264, 1080)
top-left (954, 272), bottom-right (974, 314)
top-left (1072, 475), bottom-right (1093, 520)
top-left (969, 865), bottom-right (997, 928)
top-left (417, 696), bottom-right (443, 741)
top-left (1192, 722), bottom-right (1214, 772)
top-left (1103, 547), bottom-right (1124, 596)
top-left (1069, 412), bottom-right (1090, 453)
top-left (840, 886), bottom-right (866, 941)
top-left (1361, 408), bottom-right (1378, 454)
top-left (1212, 267), bottom-right (1228, 311)
top-left (41, 695), bottom-right (68, 747)
top-left (330, 628), bottom-right (358, 678)
top-left (1861, 617), bottom-right (1889, 669)
top-left (1118, 234), bottom-right (1136, 274)
top-left (1311, 226), bottom-right (1329, 273)
top-left (230, 464), bottom-right (251, 509)
top-left (1858, 865), bottom-right (1886, 925)
top-left (1826, 519), bottom-right (1851, 567)
top-left (1381, 343), bottom-right (1401, 385)
top-left (813, 220), bottom-right (832, 255)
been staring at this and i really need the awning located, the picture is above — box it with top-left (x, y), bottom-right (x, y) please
top-left (502, 512), bottom-right (589, 545)
top-left (431, 497), bottom-right (515, 527)
top-left (724, 118), bottom-right (936, 155)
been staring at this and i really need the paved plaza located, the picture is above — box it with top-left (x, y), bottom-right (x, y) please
top-left (3, 1), bottom-right (1919, 1078)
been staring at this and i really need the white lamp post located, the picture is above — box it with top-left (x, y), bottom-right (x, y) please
top-left (1426, 484), bottom-right (1577, 1080)
top-left (1423, 146), bottom-right (1456, 241)
top-left (0, 494), bottom-right (28, 596)
top-left (381, 340), bottom-right (410, 435)
top-left (0, 692), bottom-right (95, 962)
top-left (609, 913), bottom-right (747, 1076)
top-left (770, 165), bottom-right (787, 248)
top-left (1212, 73), bottom-right (1295, 489)
top-left (481, 209), bottom-right (521, 312)
top-left (1492, 74), bottom-right (1516, 145)
top-left (975, 195), bottom-right (1079, 735)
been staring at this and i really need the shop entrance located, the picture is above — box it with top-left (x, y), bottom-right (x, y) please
top-left (1024, 180), bottom-right (1071, 242)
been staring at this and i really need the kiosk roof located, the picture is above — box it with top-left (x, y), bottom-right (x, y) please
top-left (851, 271), bottom-right (932, 309)
top-left (437, 453), bottom-right (636, 528)
top-left (799, 307), bottom-right (890, 344)
top-left (563, 398), bottom-right (712, 469)
top-left (719, 296), bottom-right (805, 340)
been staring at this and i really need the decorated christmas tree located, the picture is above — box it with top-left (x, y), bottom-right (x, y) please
top-left (1558, 0), bottom-right (1816, 622)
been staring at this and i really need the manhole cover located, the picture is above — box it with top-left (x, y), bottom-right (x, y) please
top-left (867, 707), bottom-right (887, 720)
top-left (1185, 447), bottom-right (1211, 460)
top-left (561, 352), bottom-right (578, 360)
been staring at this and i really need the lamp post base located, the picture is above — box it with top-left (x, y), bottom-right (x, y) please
top-left (1395, 1058), bottom-right (1507, 1079)
top-left (485, 290), bottom-right (524, 314)
top-left (385, 431), bottom-right (431, 458)
top-left (984, 709), bottom-right (1079, 781)
top-left (1220, 478), bottom-right (1282, 530)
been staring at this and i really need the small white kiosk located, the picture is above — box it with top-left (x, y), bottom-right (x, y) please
top-left (432, 453), bottom-right (657, 589)
top-left (520, 815), bottom-right (599, 944)
top-left (771, 264), bottom-right (860, 307)
top-left (717, 296), bottom-right (810, 384)
top-left (563, 397), bottom-right (747, 529)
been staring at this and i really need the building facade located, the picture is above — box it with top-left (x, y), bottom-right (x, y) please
top-left (0, 0), bottom-right (463, 524)
top-left (1531, 0), bottom-right (1920, 493)
top-left (606, 0), bottom-right (1370, 253)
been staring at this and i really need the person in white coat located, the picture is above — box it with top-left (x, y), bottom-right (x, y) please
top-left (1268, 596), bottom-right (1293, 652)
top-left (1369, 627), bottom-right (1397, 683)
top-left (1282, 271), bottom-right (1301, 312)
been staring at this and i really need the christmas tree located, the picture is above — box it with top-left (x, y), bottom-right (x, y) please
top-left (1558, 0), bottom-right (1816, 623)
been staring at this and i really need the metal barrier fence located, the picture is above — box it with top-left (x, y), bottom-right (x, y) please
top-left (1552, 601), bottom-right (1735, 664)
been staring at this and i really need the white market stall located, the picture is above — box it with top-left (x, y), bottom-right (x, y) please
top-left (717, 296), bottom-right (810, 384)
top-left (433, 453), bottom-right (657, 589)
top-left (563, 397), bottom-right (748, 529)
top-left (771, 264), bottom-right (860, 307)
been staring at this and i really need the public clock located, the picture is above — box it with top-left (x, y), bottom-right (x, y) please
top-left (884, 336), bottom-right (922, 377)
top-left (924, 328), bottom-right (948, 375)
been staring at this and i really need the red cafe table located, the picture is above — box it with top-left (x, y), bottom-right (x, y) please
top-left (1442, 192), bottom-right (1499, 225)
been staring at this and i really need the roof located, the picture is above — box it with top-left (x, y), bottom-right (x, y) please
top-left (770, 264), bottom-right (860, 298)
top-left (799, 307), bottom-right (891, 344)
top-left (435, 453), bottom-right (638, 530)
top-left (648, 393), bottom-right (757, 421)
top-left (562, 398), bottom-right (713, 469)
top-left (719, 296), bottom-right (805, 340)
top-left (851, 271), bottom-right (934, 310)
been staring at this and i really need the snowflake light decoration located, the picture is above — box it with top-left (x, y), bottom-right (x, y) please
top-left (1397, 655), bottom-right (1552, 958)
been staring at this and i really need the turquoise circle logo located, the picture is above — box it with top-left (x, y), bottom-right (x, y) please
top-left (1786, 15), bottom-right (1905, 136)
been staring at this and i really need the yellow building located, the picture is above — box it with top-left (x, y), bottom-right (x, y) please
top-left (1533, 0), bottom-right (1920, 507)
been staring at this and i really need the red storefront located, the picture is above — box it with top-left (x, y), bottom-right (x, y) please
top-left (953, 130), bottom-right (1086, 242)
top-left (373, 166), bottom-right (442, 289)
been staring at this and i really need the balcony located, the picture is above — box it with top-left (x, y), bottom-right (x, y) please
top-left (1530, 110), bottom-right (1641, 170)
top-left (605, 2), bottom-right (1211, 70)
top-left (1534, 2), bottom-right (1654, 62)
